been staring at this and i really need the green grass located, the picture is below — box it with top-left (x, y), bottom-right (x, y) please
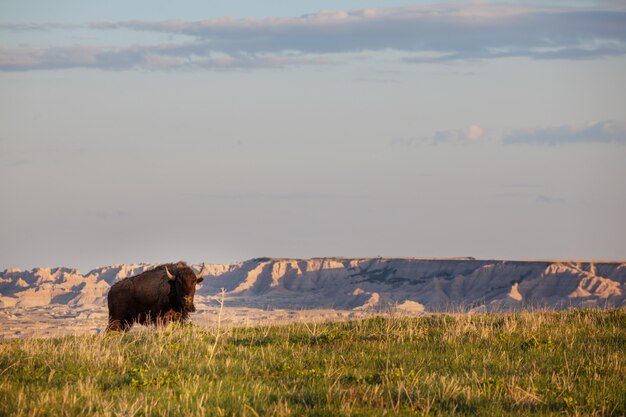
top-left (1, 309), bottom-right (625, 416)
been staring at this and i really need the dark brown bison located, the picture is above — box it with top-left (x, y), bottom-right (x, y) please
top-left (106, 262), bottom-right (204, 332)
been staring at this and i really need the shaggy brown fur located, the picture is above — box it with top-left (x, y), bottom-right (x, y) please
top-left (106, 262), bottom-right (203, 332)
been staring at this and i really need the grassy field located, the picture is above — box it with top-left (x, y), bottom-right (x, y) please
top-left (1, 308), bottom-right (625, 416)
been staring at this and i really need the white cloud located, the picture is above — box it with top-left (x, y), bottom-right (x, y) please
top-left (392, 120), bottom-right (626, 147)
top-left (0, 44), bottom-right (335, 71)
top-left (432, 125), bottom-right (487, 144)
top-left (1, 3), bottom-right (625, 71)
top-left (390, 125), bottom-right (487, 146)
top-left (503, 120), bottom-right (626, 145)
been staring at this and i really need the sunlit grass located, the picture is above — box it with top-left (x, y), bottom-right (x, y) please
top-left (1, 308), bottom-right (624, 416)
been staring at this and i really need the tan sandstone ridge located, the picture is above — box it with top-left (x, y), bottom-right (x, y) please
top-left (2, 257), bottom-right (625, 311)
top-left (1, 258), bottom-right (624, 338)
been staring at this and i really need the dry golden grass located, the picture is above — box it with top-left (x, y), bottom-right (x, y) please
top-left (1, 308), bottom-right (624, 416)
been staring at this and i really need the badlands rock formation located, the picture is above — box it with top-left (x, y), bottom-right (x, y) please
top-left (2, 258), bottom-right (625, 312)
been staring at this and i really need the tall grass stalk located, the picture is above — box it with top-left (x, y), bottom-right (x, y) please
top-left (0, 308), bottom-right (624, 416)
top-left (208, 288), bottom-right (226, 365)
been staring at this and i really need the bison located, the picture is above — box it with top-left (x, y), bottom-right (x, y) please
top-left (106, 262), bottom-right (204, 332)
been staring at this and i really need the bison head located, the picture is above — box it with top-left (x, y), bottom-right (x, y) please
top-left (165, 263), bottom-right (204, 313)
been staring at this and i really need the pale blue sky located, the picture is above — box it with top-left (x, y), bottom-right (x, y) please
top-left (1, 1), bottom-right (437, 22)
top-left (1, 1), bottom-right (625, 270)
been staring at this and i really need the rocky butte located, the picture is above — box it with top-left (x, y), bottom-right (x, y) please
top-left (1, 257), bottom-right (624, 312)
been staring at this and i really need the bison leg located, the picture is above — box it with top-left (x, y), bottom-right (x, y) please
top-left (106, 318), bottom-right (132, 332)
top-left (156, 310), bottom-right (182, 328)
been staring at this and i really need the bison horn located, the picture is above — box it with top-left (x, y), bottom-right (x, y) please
top-left (165, 266), bottom-right (175, 281)
top-left (196, 262), bottom-right (205, 283)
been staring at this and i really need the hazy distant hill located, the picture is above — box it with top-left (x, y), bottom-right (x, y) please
top-left (1, 258), bottom-right (624, 312)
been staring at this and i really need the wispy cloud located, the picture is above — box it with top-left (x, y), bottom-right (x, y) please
top-left (192, 192), bottom-right (363, 200)
top-left (390, 125), bottom-right (487, 146)
top-left (503, 120), bottom-right (626, 145)
top-left (1, 3), bottom-right (625, 71)
top-left (536, 195), bottom-right (566, 205)
top-left (0, 23), bottom-right (80, 31)
top-left (432, 125), bottom-right (486, 144)
top-left (0, 44), bottom-right (335, 71)
top-left (392, 120), bottom-right (626, 147)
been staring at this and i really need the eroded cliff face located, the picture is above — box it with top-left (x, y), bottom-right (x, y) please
top-left (1, 258), bottom-right (625, 312)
